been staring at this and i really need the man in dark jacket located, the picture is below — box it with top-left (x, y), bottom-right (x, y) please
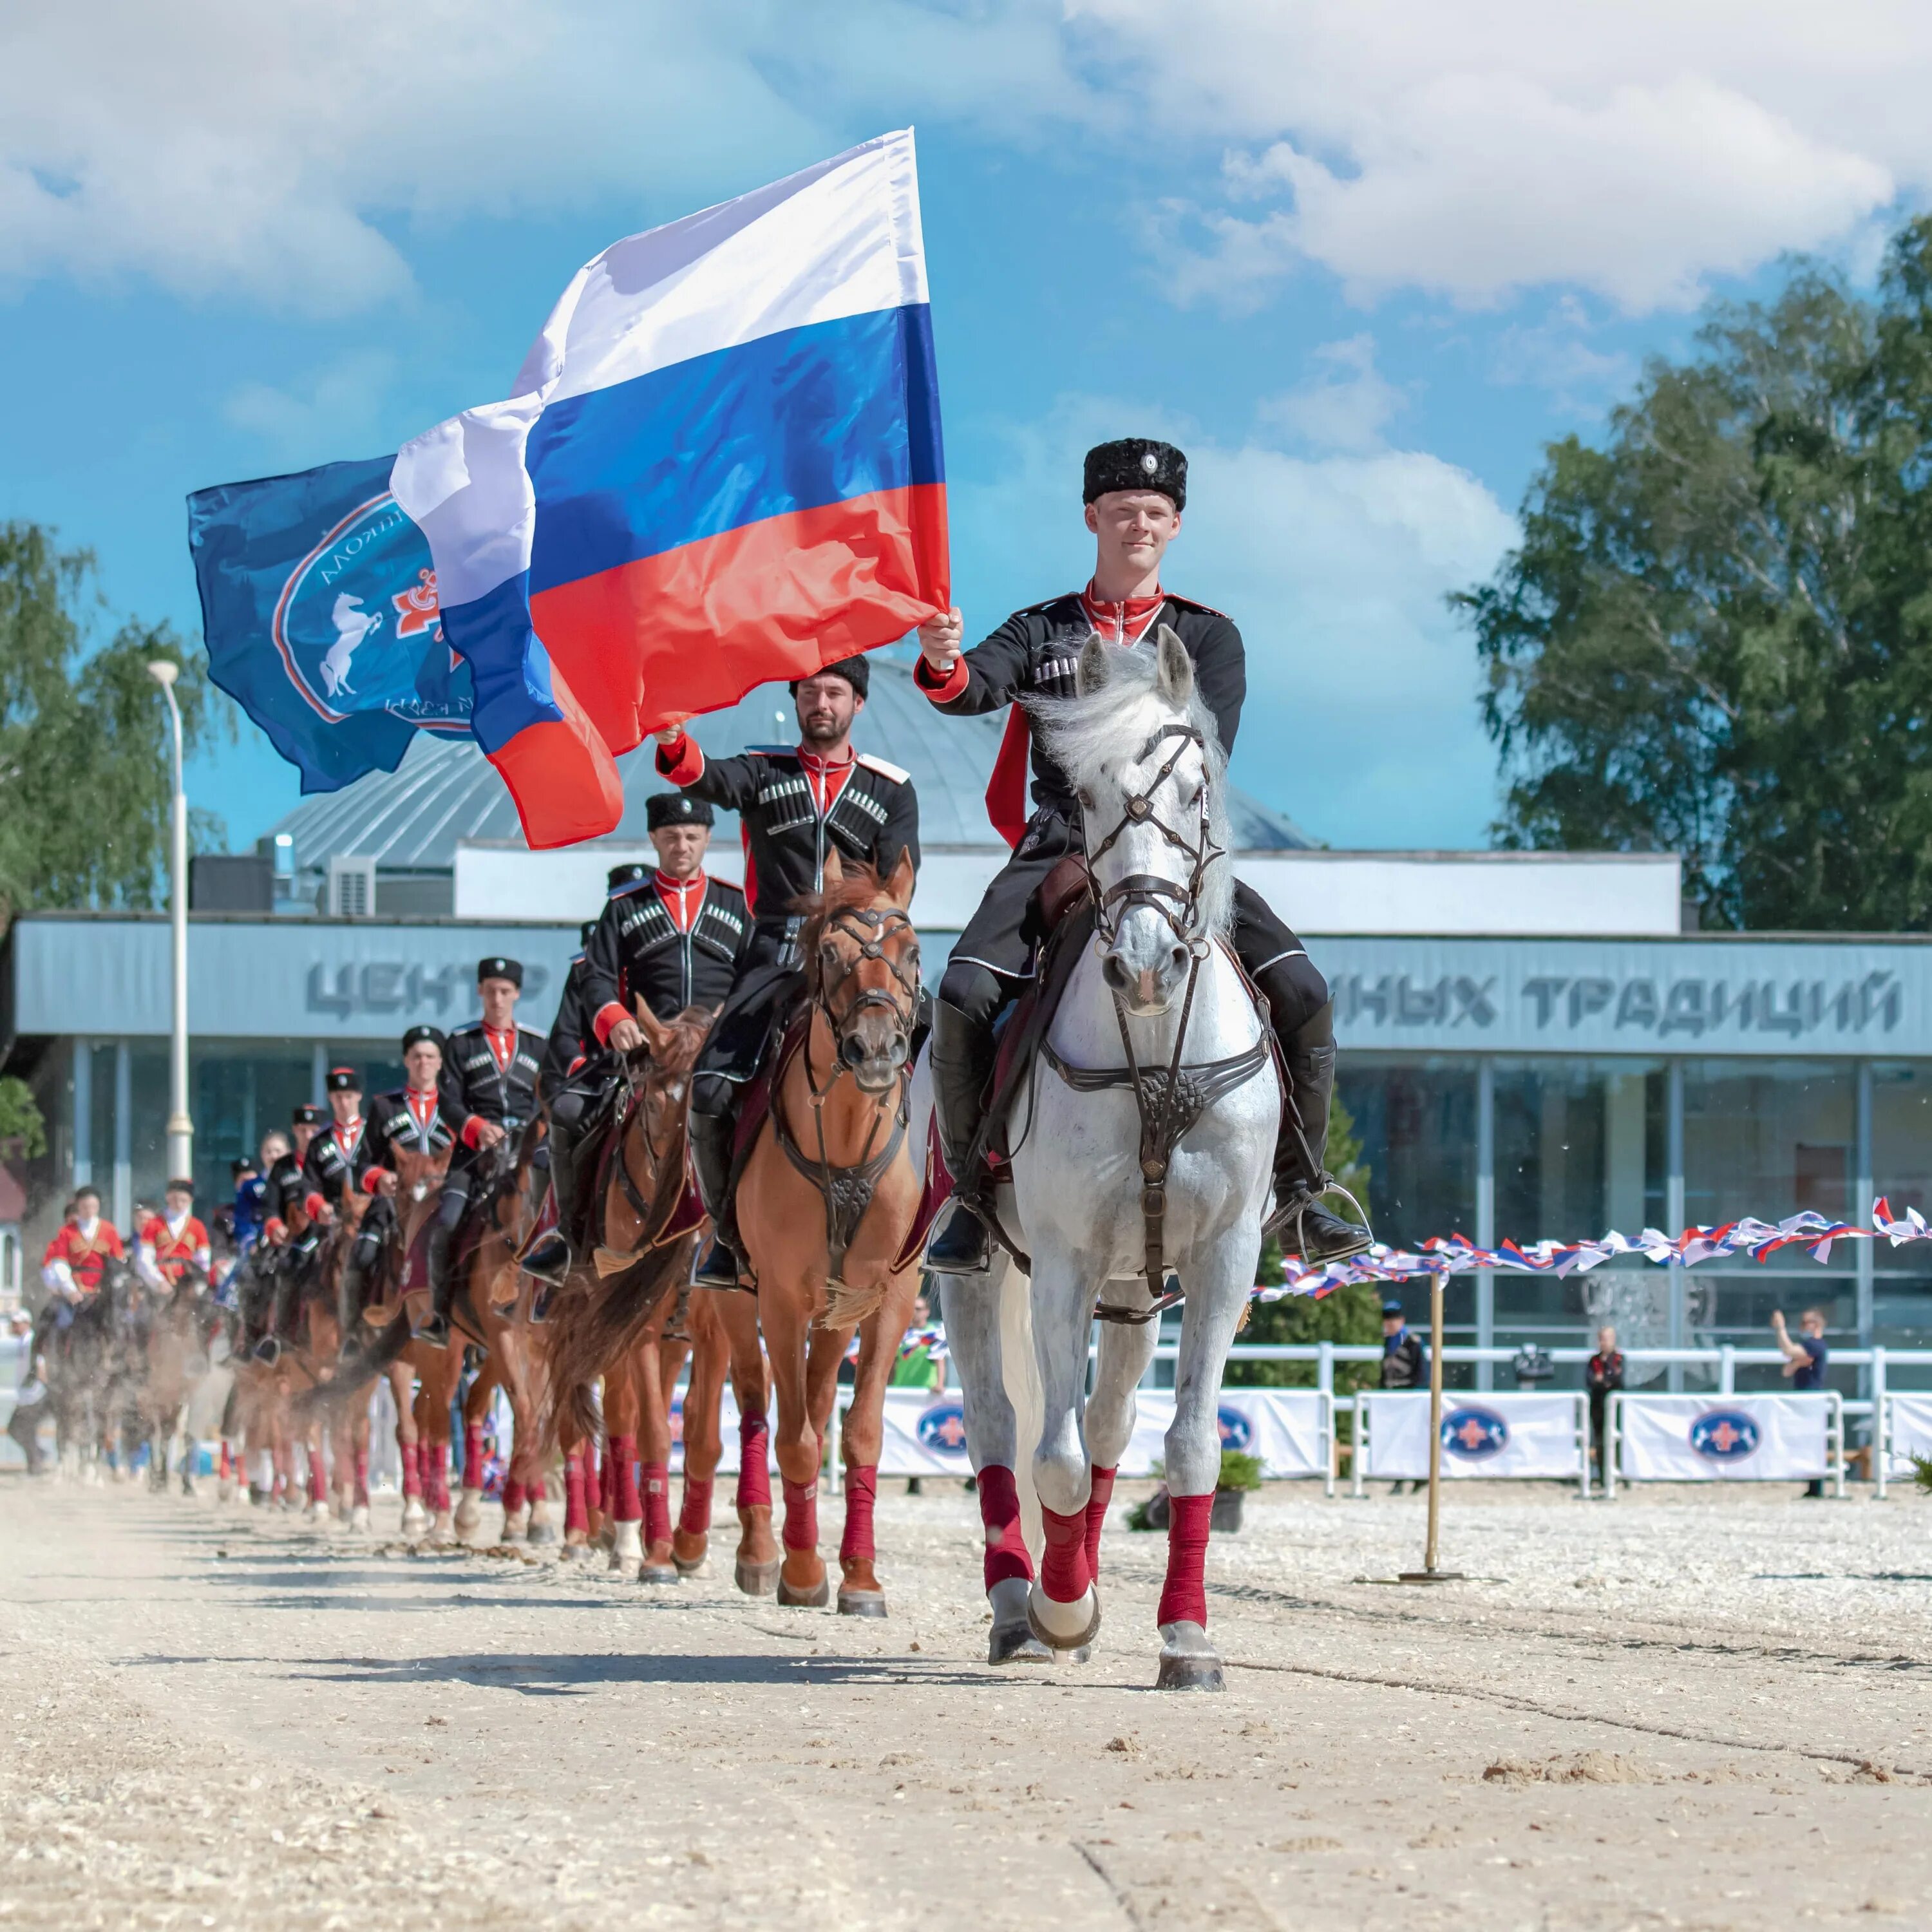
top-left (1379, 1298), bottom-right (1427, 1495)
top-left (1585, 1325), bottom-right (1625, 1490)
top-left (914, 438), bottom-right (1369, 1273)
top-left (648, 656), bottom-right (919, 1285)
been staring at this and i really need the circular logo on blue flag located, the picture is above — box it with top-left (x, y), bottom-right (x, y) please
top-left (915, 1403), bottom-right (969, 1454)
top-left (1441, 1405), bottom-right (1510, 1459)
top-left (272, 491), bottom-right (470, 731)
top-left (1215, 1405), bottom-right (1253, 1452)
top-left (1689, 1408), bottom-right (1761, 1461)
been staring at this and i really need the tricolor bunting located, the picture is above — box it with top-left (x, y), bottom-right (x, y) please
top-left (392, 128), bottom-right (948, 849)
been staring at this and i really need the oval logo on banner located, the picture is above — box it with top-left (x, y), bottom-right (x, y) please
top-left (1216, 1406), bottom-right (1253, 1452)
top-left (1689, 1408), bottom-right (1761, 1461)
top-left (1441, 1405), bottom-right (1510, 1459)
top-left (916, 1403), bottom-right (969, 1454)
top-left (272, 491), bottom-right (471, 731)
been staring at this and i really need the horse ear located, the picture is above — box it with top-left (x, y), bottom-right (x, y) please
top-left (885, 846), bottom-right (916, 909)
top-left (1153, 624), bottom-right (1193, 705)
top-left (822, 846), bottom-right (845, 890)
top-left (631, 998), bottom-right (674, 1057)
top-left (1075, 630), bottom-right (1110, 697)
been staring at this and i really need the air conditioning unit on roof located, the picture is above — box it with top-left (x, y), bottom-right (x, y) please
top-left (325, 854), bottom-right (377, 918)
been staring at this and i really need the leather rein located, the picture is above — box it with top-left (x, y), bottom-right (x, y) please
top-left (1050, 721), bottom-right (1269, 1325)
top-left (770, 903), bottom-right (920, 1293)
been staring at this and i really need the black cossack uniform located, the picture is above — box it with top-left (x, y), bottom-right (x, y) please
top-left (583, 873), bottom-right (750, 1026)
top-left (538, 952), bottom-right (597, 1100)
top-left (367, 1088), bottom-right (459, 1163)
top-left (299, 1121), bottom-right (386, 1210)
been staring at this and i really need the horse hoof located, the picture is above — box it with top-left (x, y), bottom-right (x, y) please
top-left (453, 1490), bottom-right (484, 1535)
top-left (837, 1590), bottom-right (887, 1618)
top-left (1027, 1583), bottom-right (1101, 1653)
top-left (1057, 1645), bottom-right (1093, 1665)
top-left (525, 1519), bottom-right (559, 1546)
top-left (735, 1559), bottom-right (781, 1597)
top-left (639, 1562), bottom-right (681, 1586)
top-left (349, 1505), bottom-right (372, 1531)
top-left (777, 1573), bottom-right (831, 1609)
top-left (1155, 1620), bottom-right (1225, 1692)
top-left (501, 1506), bottom-right (530, 1541)
top-left (673, 1550), bottom-right (708, 1578)
top-left (989, 1622), bottom-right (1053, 1665)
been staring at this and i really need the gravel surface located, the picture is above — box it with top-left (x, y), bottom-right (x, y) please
top-left (3, 1473), bottom-right (1930, 1929)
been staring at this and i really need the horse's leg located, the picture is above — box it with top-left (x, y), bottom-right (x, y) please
top-left (636, 1332), bottom-right (679, 1585)
top-left (601, 1350), bottom-right (645, 1573)
top-left (455, 1361), bottom-right (498, 1540)
top-left (391, 1360), bottom-right (428, 1535)
top-left (943, 1256), bottom-right (1050, 1664)
top-left (672, 1291), bottom-right (726, 1576)
top-left (1025, 1251), bottom-right (1103, 1653)
top-left (831, 1268), bottom-right (921, 1617)
top-left (758, 1286), bottom-right (828, 1607)
top-left (714, 1288), bottom-right (777, 1594)
top-left (1084, 1286), bottom-right (1162, 1587)
top-left (1154, 1226), bottom-right (1255, 1693)
top-left (349, 1392), bottom-right (373, 1531)
top-left (304, 1407), bottom-right (331, 1524)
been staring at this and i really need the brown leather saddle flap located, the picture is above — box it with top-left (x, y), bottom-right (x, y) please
top-left (984, 883), bottom-right (1097, 1166)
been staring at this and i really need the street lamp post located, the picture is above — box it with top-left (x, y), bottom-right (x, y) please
top-left (147, 661), bottom-right (192, 1185)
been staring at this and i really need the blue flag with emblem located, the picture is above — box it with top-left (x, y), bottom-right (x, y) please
top-left (187, 453), bottom-right (475, 793)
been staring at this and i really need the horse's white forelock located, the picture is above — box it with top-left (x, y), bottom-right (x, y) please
top-left (1029, 639), bottom-right (1235, 936)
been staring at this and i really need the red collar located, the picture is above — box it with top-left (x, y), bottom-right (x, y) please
top-left (1079, 580), bottom-right (1166, 646)
top-left (653, 870), bottom-right (707, 931)
top-left (332, 1116), bottom-right (363, 1145)
top-left (406, 1086), bottom-right (438, 1118)
top-left (796, 745), bottom-right (857, 816)
top-left (482, 1023), bottom-right (515, 1069)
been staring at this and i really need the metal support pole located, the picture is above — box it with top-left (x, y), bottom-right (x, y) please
top-left (1873, 1347), bottom-right (1889, 1501)
top-left (71, 1035), bottom-right (92, 1190)
top-left (1855, 1061), bottom-right (1875, 1387)
top-left (1401, 1273), bottom-right (1462, 1583)
top-left (112, 1041), bottom-right (132, 1233)
top-left (147, 661), bottom-right (192, 1186)
top-left (1475, 1058), bottom-right (1495, 1392)
top-left (1666, 1060), bottom-right (1686, 1393)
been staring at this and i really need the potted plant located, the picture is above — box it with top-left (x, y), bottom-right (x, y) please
top-left (1127, 1450), bottom-right (1265, 1533)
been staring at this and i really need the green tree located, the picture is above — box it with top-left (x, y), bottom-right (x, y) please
top-left (1457, 217), bottom-right (1932, 931)
top-left (1233, 1093), bottom-right (1382, 1390)
top-left (0, 1075), bottom-right (45, 1159)
top-left (0, 522), bottom-right (229, 922)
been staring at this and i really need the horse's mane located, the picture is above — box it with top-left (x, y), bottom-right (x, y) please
top-left (1028, 636), bottom-right (1236, 936)
top-left (793, 864), bottom-right (898, 998)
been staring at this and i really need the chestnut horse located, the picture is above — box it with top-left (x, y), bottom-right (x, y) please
top-left (547, 1003), bottom-right (776, 1587)
top-left (734, 851), bottom-right (925, 1613)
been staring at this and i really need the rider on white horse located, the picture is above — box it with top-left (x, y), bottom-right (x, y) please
top-left (916, 437), bottom-right (1372, 1271)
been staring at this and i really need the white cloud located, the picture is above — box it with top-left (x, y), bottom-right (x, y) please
top-left (1075, 0), bottom-right (1931, 312)
top-left (1258, 334), bottom-right (1404, 453)
top-left (224, 350), bottom-right (399, 460)
top-left (952, 395), bottom-right (1517, 848)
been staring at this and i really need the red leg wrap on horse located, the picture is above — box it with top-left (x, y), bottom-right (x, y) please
top-left (563, 1448), bottom-right (589, 1535)
top-left (839, 1465), bottom-right (878, 1563)
top-left (609, 1432), bottom-right (641, 1522)
top-left (1040, 1504), bottom-right (1092, 1604)
top-left (427, 1446), bottom-right (450, 1514)
top-left (976, 1464), bottom-right (1033, 1589)
top-left (1157, 1492), bottom-right (1214, 1628)
top-left (401, 1441), bottom-right (422, 1499)
top-left (307, 1449), bottom-right (327, 1504)
top-left (354, 1449), bottom-right (371, 1508)
top-left (1084, 1465), bottom-right (1118, 1580)
top-left (678, 1474), bottom-right (714, 1538)
top-left (502, 1475), bottom-right (526, 1515)
top-left (736, 1411), bottom-right (772, 1511)
top-left (781, 1475), bottom-right (819, 1551)
top-left (641, 1461), bottom-right (672, 1548)
top-left (597, 1438), bottom-right (612, 1516)
top-left (463, 1421), bottom-right (484, 1490)
top-left (218, 1443), bottom-right (232, 1481)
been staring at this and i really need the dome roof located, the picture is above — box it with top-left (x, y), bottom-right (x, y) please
top-left (269, 658), bottom-right (1314, 869)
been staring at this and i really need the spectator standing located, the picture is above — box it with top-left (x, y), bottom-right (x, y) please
top-left (1585, 1325), bottom-right (1624, 1494)
top-left (891, 1292), bottom-right (947, 1494)
top-left (1772, 1307), bottom-right (1830, 1498)
top-left (1379, 1297), bottom-right (1426, 1495)
top-left (5, 1307), bottom-right (45, 1473)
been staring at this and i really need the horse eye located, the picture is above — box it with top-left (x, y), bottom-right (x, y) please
top-left (1075, 788), bottom-right (1094, 811)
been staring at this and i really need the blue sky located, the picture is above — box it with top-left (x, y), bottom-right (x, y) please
top-left (4, 3), bottom-right (1925, 854)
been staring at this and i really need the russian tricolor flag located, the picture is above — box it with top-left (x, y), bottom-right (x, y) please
top-left (392, 129), bottom-right (947, 848)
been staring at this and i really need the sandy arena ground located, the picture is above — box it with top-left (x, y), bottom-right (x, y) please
top-left (3, 1472), bottom-right (1931, 1931)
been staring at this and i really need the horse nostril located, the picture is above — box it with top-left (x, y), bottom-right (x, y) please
top-left (1102, 953), bottom-right (1132, 994)
top-left (840, 1034), bottom-right (867, 1067)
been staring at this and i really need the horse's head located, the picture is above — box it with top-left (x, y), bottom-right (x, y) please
top-left (625, 1000), bottom-right (715, 1151)
top-left (1037, 624), bottom-right (1231, 1018)
top-left (801, 848), bottom-right (920, 1094)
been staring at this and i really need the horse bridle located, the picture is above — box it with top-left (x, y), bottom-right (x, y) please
top-left (773, 904), bottom-right (920, 1299)
top-left (1052, 719), bottom-right (1269, 1323)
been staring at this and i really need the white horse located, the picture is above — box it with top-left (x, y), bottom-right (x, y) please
top-left (939, 627), bottom-right (1278, 1690)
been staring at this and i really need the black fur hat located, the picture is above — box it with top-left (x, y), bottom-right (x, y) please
top-left (645, 793), bottom-right (714, 831)
top-left (324, 1066), bottom-right (361, 1094)
top-left (1083, 437), bottom-right (1186, 510)
top-left (477, 956), bottom-right (524, 987)
top-left (401, 1024), bottom-right (445, 1055)
top-left (789, 655), bottom-right (870, 701)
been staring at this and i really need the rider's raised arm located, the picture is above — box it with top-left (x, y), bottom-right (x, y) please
top-left (1186, 607), bottom-right (1247, 759)
top-left (652, 734), bottom-right (762, 813)
top-left (913, 609), bottom-right (1036, 716)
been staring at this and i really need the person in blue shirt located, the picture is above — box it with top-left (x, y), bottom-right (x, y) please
top-left (1772, 1306), bottom-right (1830, 1497)
top-left (232, 1133), bottom-right (286, 1255)
top-left (1379, 1297), bottom-right (1426, 1495)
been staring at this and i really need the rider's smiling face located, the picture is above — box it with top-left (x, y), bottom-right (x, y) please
top-left (650, 822), bottom-right (710, 880)
top-left (794, 673), bottom-right (862, 749)
top-left (1086, 489), bottom-right (1180, 588)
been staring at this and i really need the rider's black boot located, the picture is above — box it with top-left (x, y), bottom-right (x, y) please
top-left (415, 1222), bottom-right (453, 1348)
top-left (1256, 996), bottom-right (1372, 1264)
top-left (689, 1104), bottom-right (743, 1289)
top-left (925, 978), bottom-right (1000, 1274)
top-left (522, 1119), bottom-right (575, 1287)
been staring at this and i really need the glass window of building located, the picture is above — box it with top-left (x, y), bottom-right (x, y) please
top-left (1871, 1062), bottom-right (1932, 1345)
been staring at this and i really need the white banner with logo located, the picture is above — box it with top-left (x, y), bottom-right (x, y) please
top-left (1616, 1393), bottom-right (1835, 1481)
top-left (1882, 1394), bottom-right (1932, 1476)
top-left (1358, 1392), bottom-right (1584, 1481)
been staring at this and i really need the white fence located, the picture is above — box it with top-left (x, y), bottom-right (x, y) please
top-left (1607, 1392), bottom-right (1844, 1495)
top-left (1350, 1392), bottom-right (1587, 1492)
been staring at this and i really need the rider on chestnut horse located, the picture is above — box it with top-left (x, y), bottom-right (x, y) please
top-left (415, 961), bottom-right (545, 1349)
top-left (524, 803), bottom-right (750, 1285)
top-left (646, 657), bottom-right (920, 1290)
top-left (916, 437), bottom-right (1373, 1274)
